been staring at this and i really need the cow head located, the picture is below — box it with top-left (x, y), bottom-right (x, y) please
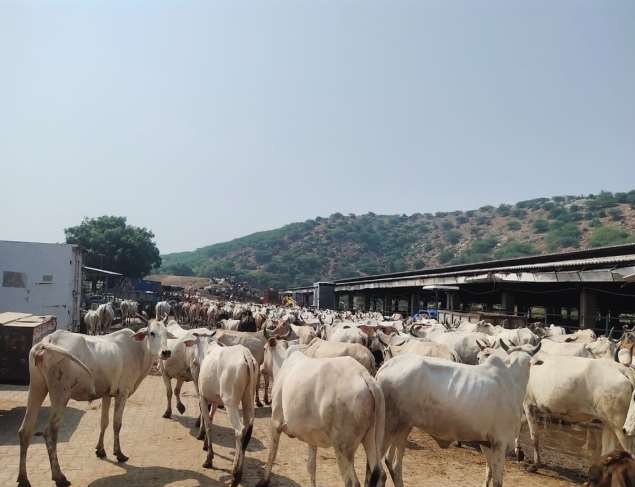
top-left (132, 319), bottom-right (175, 359)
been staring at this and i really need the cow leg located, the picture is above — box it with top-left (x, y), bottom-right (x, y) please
top-left (227, 404), bottom-right (247, 486)
top-left (255, 368), bottom-right (263, 407)
top-left (480, 445), bottom-right (504, 487)
top-left (307, 445), bottom-right (317, 487)
top-left (255, 422), bottom-right (282, 487)
top-left (362, 415), bottom-right (385, 487)
top-left (17, 369), bottom-right (48, 487)
top-left (263, 371), bottom-right (271, 405)
top-left (199, 397), bottom-right (215, 467)
top-left (175, 378), bottom-right (186, 415)
top-left (601, 426), bottom-right (619, 455)
top-left (388, 429), bottom-right (410, 487)
top-left (96, 396), bottom-right (111, 458)
top-left (43, 390), bottom-right (71, 487)
top-left (113, 392), bottom-right (130, 462)
top-left (524, 404), bottom-right (541, 472)
top-left (162, 372), bottom-right (173, 418)
top-left (334, 447), bottom-right (361, 487)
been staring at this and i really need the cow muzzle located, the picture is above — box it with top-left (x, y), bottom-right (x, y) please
top-left (161, 350), bottom-right (172, 359)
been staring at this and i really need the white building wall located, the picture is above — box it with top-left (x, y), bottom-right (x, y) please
top-left (0, 241), bottom-right (82, 330)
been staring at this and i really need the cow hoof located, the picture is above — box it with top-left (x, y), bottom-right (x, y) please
top-left (17, 477), bottom-right (32, 487)
top-left (527, 464), bottom-right (538, 473)
top-left (255, 480), bottom-right (270, 487)
top-left (176, 403), bottom-right (186, 414)
top-left (95, 447), bottom-right (107, 458)
top-left (203, 443), bottom-right (208, 451)
top-left (195, 418), bottom-right (201, 428)
top-left (162, 411), bottom-right (172, 419)
top-left (115, 452), bottom-right (129, 463)
top-left (218, 404), bottom-right (225, 410)
top-left (203, 460), bottom-right (213, 469)
top-left (515, 447), bottom-right (525, 462)
top-left (255, 401), bottom-right (263, 408)
top-left (197, 432), bottom-right (205, 441)
top-left (231, 472), bottom-right (242, 487)
top-left (54, 477), bottom-right (71, 487)
top-left (264, 399), bottom-right (271, 405)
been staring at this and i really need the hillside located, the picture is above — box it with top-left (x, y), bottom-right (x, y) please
top-left (159, 190), bottom-right (635, 289)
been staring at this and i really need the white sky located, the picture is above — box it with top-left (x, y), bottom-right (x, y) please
top-left (1, 0), bottom-right (634, 253)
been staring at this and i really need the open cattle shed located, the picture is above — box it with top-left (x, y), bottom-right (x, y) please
top-left (284, 243), bottom-right (635, 331)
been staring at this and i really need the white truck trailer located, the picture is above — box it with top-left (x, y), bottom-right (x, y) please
top-left (0, 240), bottom-right (82, 330)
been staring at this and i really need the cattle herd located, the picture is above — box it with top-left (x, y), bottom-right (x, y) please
top-left (15, 297), bottom-right (635, 487)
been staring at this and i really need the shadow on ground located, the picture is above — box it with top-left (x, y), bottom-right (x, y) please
top-left (171, 414), bottom-right (265, 452)
top-left (0, 406), bottom-right (85, 446)
top-left (85, 457), bottom-right (303, 487)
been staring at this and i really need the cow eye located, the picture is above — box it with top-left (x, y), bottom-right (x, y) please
top-left (150, 332), bottom-right (156, 337)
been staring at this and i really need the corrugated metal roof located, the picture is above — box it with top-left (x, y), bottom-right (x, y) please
top-left (335, 243), bottom-right (635, 285)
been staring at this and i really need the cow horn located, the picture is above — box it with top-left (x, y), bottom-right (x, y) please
top-left (529, 342), bottom-right (542, 356)
top-left (500, 339), bottom-right (511, 353)
top-left (409, 325), bottom-right (419, 337)
top-left (608, 327), bottom-right (615, 339)
top-left (476, 339), bottom-right (487, 351)
top-left (263, 327), bottom-right (271, 339)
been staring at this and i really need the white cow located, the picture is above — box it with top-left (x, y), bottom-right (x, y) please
top-left (430, 331), bottom-right (494, 365)
top-left (383, 338), bottom-right (459, 362)
top-left (522, 356), bottom-right (635, 470)
top-left (376, 344), bottom-right (539, 487)
top-left (184, 334), bottom-right (258, 486)
top-left (304, 337), bottom-right (376, 374)
top-left (156, 300), bottom-right (171, 320)
top-left (17, 319), bottom-right (174, 487)
top-left (84, 310), bottom-right (100, 335)
top-left (119, 300), bottom-right (138, 326)
top-left (256, 342), bottom-right (386, 487)
top-left (540, 336), bottom-right (617, 360)
top-left (96, 302), bottom-right (115, 334)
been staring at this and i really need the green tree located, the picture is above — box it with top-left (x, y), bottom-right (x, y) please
top-left (163, 263), bottom-right (194, 276)
top-left (533, 219), bottom-right (549, 233)
top-left (65, 216), bottom-right (161, 278)
top-left (494, 241), bottom-right (537, 259)
top-left (588, 226), bottom-right (633, 247)
top-left (545, 223), bottom-right (581, 251)
top-left (507, 220), bottom-right (521, 231)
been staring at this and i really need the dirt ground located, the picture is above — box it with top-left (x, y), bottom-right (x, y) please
top-left (0, 376), bottom-right (585, 487)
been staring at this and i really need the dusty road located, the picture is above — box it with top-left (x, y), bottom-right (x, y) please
top-left (0, 375), bottom-right (585, 487)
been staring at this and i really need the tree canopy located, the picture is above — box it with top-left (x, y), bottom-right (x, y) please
top-left (65, 216), bottom-right (161, 278)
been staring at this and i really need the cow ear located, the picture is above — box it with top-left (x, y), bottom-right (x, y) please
top-left (358, 325), bottom-right (375, 336)
top-left (166, 331), bottom-right (177, 339)
top-left (133, 328), bottom-right (148, 341)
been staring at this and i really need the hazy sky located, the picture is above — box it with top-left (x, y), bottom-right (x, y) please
top-left (1, 0), bottom-right (634, 254)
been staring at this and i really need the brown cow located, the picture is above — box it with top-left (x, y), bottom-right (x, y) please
top-left (588, 450), bottom-right (635, 487)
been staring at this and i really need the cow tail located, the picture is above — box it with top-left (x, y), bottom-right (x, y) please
top-left (361, 373), bottom-right (386, 487)
top-left (34, 343), bottom-right (92, 378)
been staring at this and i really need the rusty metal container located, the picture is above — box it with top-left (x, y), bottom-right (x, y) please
top-left (0, 312), bottom-right (57, 384)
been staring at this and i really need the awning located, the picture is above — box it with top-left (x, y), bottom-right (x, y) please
top-left (82, 266), bottom-right (123, 276)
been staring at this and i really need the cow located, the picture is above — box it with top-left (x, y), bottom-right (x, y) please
top-left (587, 450), bottom-right (635, 487)
top-left (183, 334), bottom-right (258, 486)
top-left (120, 300), bottom-right (138, 327)
top-left (209, 329), bottom-right (270, 406)
top-left (429, 331), bottom-right (494, 365)
top-left (96, 302), bottom-right (114, 334)
top-left (383, 338), bottom-right (459, 362)
top-left (523, 356), bottom-right (635, 471)
top-left (17, 319), bottom-right (174, 487)
top-left (540, 336), bottom-right (617, 359)
top-left (303, 337), bottom-right (376, 374)
top-left (375, 343), bottom-right (540, 487)
top-left (256, 341), bottom-right (386, 487)
top-left (156, 301), bottom-right (171, 320)
top-left (84, 310), bottom-right (100, 336)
